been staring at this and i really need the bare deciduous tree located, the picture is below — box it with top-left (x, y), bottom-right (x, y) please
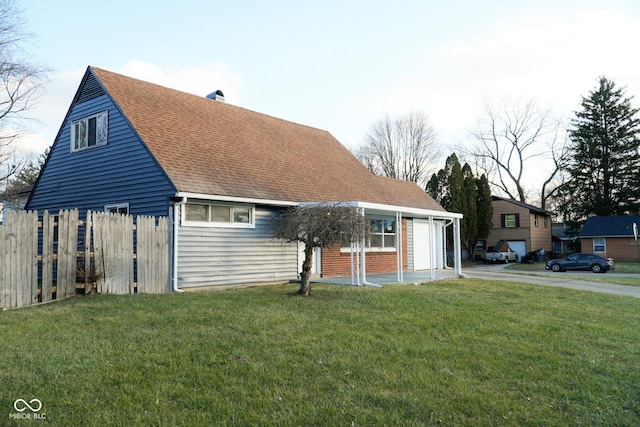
top-left (273, 203), bottom-right (370, 296)
top-left (0, 0), bottom-right (48, 186)
top-left (463, 98), bottom-right (568, 208)
top-left (356, 111), bottom-right (439, 187)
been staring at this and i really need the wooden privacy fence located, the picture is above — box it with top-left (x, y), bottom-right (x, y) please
top-left (1, 209), bottom-right (169, 309)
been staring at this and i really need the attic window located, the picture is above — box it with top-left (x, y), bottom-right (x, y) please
top-left (71, 110), bottom-right (108, 152)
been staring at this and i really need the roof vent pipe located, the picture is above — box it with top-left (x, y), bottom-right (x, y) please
top-left (206, 89), bottom-right (225, 102)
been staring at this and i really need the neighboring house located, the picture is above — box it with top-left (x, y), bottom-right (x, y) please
top-left (26, 66), bottom-right (463, 290)
top-left (579, 215), bottom-right (640, 262)
top-left (480, 196), bottom-right (553, 260)
top-left (551, 223), bottom-right (580, 257)
top-left (0, 184), bottom-right (32, 224)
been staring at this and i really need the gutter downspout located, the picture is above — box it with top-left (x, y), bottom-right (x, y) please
top-left (429, 216), bottom-right (435, 280)
top-left (396, 211), bottom-right (403, 283)
top-left (453, 216), bottom-right (464, 277)
top-left (172, 197), bottom-right (187, 293)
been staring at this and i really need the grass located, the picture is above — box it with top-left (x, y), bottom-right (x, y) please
top-left (1, 279), bottom-right (640, 426)
top-left (505, 261), bottom-right (640, 286)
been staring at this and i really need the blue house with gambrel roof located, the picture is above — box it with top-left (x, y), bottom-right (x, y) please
top-left (27, 66), bottom-right (464, 290)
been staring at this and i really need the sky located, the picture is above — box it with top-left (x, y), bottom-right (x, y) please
top-left (16, 0), bottom-right (640, 176)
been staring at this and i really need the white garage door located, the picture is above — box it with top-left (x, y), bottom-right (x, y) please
top-left (507, 240), bottom-right (526, 260)
top-left (413, 219), bottom-right (444, 270)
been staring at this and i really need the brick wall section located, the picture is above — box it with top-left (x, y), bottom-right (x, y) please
top-left (581, 237), bottom-right (640, 262)
top-left (322, 218), bottom-right (409, 277)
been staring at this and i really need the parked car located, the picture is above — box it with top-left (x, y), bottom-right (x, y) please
top-left (545, 253), bottom-right (614, 273)
top-left (485, 247), bottom-right (519, 263)
top-left (485, 240), bottom-right (519, 263)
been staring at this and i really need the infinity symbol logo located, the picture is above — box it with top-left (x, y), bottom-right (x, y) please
top-left (14, 399), bottom-right (42, 412)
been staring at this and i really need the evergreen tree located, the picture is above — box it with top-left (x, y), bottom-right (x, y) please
top-left (564, 77), bottom-right (640, 220)
top-left (476, 174), bottom-right (493, 245)
top-left (447, 154), bottom-right (465, 215)
top-left (428, 154), bottom-right (495, 261)
top-left (462, 163), bottom-right (478, 258)
top-left (426, 172), bottom-right (445, 207)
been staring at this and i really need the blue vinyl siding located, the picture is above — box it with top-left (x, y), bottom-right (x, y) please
top-left (26, 93), bottom-right (175, 218)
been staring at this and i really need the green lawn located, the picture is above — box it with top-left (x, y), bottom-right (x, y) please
top-left (2, 280), bottom-right (640, 426)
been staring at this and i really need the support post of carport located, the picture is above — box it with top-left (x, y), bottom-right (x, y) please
top-left (453, 216), bottom-right (463, 276)
top-left (429, 215), bottom-right (435, 279)
top-left (396, 211), bottom-right (403, 283)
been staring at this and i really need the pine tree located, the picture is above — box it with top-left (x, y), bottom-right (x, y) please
top-left (447, 154), bottom-right (465, 215)
top-left (476, 174), bottom-right (493, 246)
top-left (462, 163), bottom-right (478, 258)
top-left (428, 154), bottom-right (495, 261)
top-left (565, 77), bottom-right (640, 220)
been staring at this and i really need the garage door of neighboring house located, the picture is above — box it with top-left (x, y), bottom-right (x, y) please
top-left (507, 240), bottom-right (526, 260)
top-left (413, 219), bottom-right (443, 270)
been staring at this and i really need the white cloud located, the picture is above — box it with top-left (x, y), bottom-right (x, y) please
top-left (348, 8), bottom-right (640, 149)
top-left (16, 67), bottom-right (85, 155)
top-left (16, 61), bottom-right (246, 155)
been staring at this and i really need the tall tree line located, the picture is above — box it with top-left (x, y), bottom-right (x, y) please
top-left (426, 154), bottom-right (493, 260)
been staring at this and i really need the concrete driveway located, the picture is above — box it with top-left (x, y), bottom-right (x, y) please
top-left (464, 264), bottom-right (640, 298)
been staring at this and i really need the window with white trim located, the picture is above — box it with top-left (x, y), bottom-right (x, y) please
top-left (369, 219), bottom-right (396, 249)
top-left (341, 217), bottom-right (396, 251)
top-left (71, 110), bottom-right (108, 152)
top-left (593, 238), bottom-right (606, 253)
top-left (105, 203), bottom-right (129, 215)
top-left (184, 202), bottom-right (254, 227)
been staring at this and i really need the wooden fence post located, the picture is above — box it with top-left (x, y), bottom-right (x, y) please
top-left (136, 216), bottom-right (169, 293)
top-left (84, 211), bottom-right (92, 293)
top-left (41, 210), bottom-right (55, 302)
top-left (57, 209), bottom-right (79, 300)
top-left (0, 212), bottom-right (8, 308)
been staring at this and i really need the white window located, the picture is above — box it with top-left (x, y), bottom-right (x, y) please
top-left (534, 214), bottom-right (539, 227)
top-left (342, 217), bottom-right (396, 251)
top-left (71, 110), bottom-right (108, 152)
top-left (184, 202), bottom-right (254, 228)
top-left (369, 219), bottom-right (396, 249)
top-left (593, 238), bottom-right (606, 253)
top-left (105, 203), bottom-right (129, 215)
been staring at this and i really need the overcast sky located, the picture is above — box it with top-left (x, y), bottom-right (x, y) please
top-left (19, 0), bottom-right (640, 169)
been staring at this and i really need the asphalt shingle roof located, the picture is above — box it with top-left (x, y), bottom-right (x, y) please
top-left (579, 215), bottom-right (640, 237)
top-left (492, 196), bottom-right (553, 216)
top-left (91, 67), bottom-right (446, 212)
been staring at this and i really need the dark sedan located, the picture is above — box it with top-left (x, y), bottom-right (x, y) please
top-left (545, 253), bottom-right (614, 273)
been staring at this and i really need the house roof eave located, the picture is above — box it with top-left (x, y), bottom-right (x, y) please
top-left (175, 192), bottom-right (299, 207)
top-left (302, 200), bottom-right (463, 220)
